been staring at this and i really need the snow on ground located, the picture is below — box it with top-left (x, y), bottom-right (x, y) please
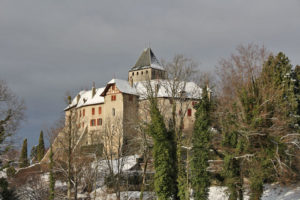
top-left (92, 154), bottom-right (139, 174)
top-left (90, 187), bottom-right (156, 200)
top-left (208, 184), bottom-right (300, 200)
top-left (90, 184), bottom-right (300, 200)
top-left (0, 170), bottom-right (7, 178)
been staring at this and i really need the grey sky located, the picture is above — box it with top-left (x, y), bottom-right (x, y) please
top-left (1, 0), bottom-right (300, 150)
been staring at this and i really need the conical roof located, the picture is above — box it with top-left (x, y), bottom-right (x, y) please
top-left (130, 48), bottom-right (164, 71)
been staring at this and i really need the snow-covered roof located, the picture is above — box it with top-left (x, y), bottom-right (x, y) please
top-left (130, 48), bottom-right (164, 71)
top-left (101, 79), bottom-right (138, 96)
top-left (64, 87), bottom-right (105, 110)
top-left (65, 79), bottom-right (202, 111)
top-left (134, 79), bottom-right (202, 100)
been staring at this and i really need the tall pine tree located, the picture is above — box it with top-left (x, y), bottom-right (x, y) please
top-left (19, 138), bottom-right (29, 168)
top-left (37, 130), bottom-right (45, 161)
top-left (190, 87), bottom-right (211, 200)
top-left (148, 97), bottom-right (177, 200)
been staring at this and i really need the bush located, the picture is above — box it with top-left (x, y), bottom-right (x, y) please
top-left (6, 166), bottom-right (16, 178)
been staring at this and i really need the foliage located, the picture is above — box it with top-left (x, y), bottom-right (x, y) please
top-left (30, 145), bottom-right (37, 163)
top-left (37, 131), bottom-right (45, 162)
top-left (216, 46), bottom-right (300, 199)
top-left (148, 97), bottom-right (177, 200)
top-left (19, 138), bottom-right (29, 168)
top-left (221, 155), bottom-right (243, 200)
top-left (190, 87), bottom-right (211, 200)
top-left (6, 166), bottom-right (16, 178)
top-left (0, 178), bottom-right (18, 200)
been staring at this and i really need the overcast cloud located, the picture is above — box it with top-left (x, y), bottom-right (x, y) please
top-left (1, 0), bottom-right (300, 150)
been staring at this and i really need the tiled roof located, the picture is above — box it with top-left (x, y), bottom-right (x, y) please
top-left (130, 48), bottom-right (164, 71)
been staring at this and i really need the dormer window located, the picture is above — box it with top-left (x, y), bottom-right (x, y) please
top-left (112, 85), bottom-right (115, 90)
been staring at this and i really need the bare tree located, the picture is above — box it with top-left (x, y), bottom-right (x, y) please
top-left (16, 173), bottom-right (48, 200)
top-left (0, 80), bottom-right (25, 153)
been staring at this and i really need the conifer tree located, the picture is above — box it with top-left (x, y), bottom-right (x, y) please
top-left (190, 87), bottom-right (211, 200)
top-left (19, 138), bottom-right (29, 168)
top-left (37, 130), bottom-right (45, 161)
top-left (148, 97), bottom-right (177, 200)
top-left (30, 145), bottom-right (37, 163)
top-left (49, 145), bottom-right (55, 200)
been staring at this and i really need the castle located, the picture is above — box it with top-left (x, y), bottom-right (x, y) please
top-left (42, 48), bottom-right (201, 162)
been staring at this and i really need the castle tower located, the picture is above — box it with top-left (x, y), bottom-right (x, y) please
top-left (128, 48), bottom-right (166, 83)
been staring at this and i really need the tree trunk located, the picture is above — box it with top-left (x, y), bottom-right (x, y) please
top-left (140, 153), bottom-right (149, 200)
top-left (67, 113), bottom-right (72, 200)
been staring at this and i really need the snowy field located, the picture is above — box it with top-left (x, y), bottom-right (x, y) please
top-left (90, 184), bottom-right (300, 200)
top-left (208, 184), bottom-right (300, 200)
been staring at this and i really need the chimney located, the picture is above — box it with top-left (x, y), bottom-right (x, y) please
top-left (92, 82), bottom-right (96, 97)
top-left (76, 94), bottom-right (81, 103)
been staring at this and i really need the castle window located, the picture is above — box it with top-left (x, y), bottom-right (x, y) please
top-left (132, 72), bottom-right (134, 76)
top-left (90, 119), bottom-right (96, 126)
top-left (146, 70), bottom-right (148, 74)
top-left (98, 106), bottom-right (102, 114)
top-left (111, 95), bottom-right (116, 101)
top-left (83, 109), bottom-right (85, 117)
top-left (112, 108), bottom-right (115, 116)
top-left (137, 72), bottom-right (139, 75)
top-left (141, 71), bottom-right (143, 75)
top-left (97, 118), bottom-right (102, 126)
top-left (187, 109), bottom-right (192, 117)
top-left (92, 107), bottom-right (95, 115)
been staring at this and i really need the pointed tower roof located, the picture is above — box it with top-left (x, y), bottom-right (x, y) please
top-left (130, 48), bottom-right (164, 71)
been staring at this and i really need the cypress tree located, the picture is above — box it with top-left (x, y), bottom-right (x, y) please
top-left (19, 138), bottom-right (29, 168)
top-left (148, 98), bottom-right (177, 200)
top-left (190, 87), bottom-right (211, 200)
top-left (37, 130), bottom-right (45, 161)
top-left (49, 145), bottom-right (55, 200)
top-left (30, 145), bottom-right (37, 163)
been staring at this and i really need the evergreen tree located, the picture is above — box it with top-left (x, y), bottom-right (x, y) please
top-left (37, 130), bottom-right (45, 161)
top-left (49, 145), bottom-right (55, 200)
top-left (0, 178), bottom-right (18, 200)
top-left (19, 138), bottom-right (29, 168)
top-left (218, 52), bottom-right (299, 199)
top-left (148, 97), bottom-right (177, 200)
top-left (190, 87), bottom-right (211, 200)
top-left (30, 145), bottom-right (37, 163)
top-left (221, 155), bottom-right (243, 200)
